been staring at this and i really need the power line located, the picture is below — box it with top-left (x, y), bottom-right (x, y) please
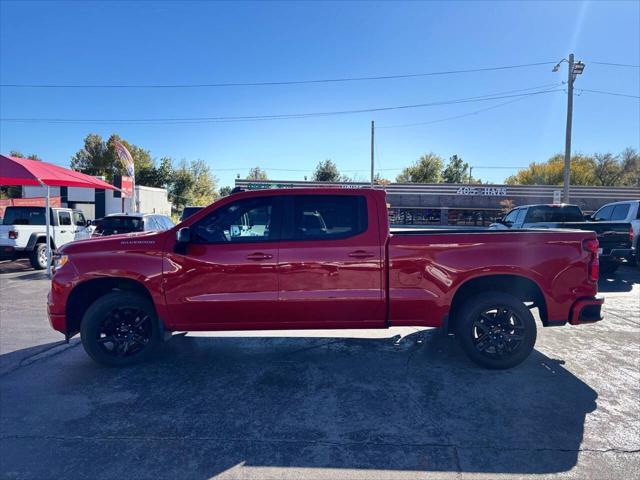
top-left (0, 61), bottom-right (556, 89)
top-left (378, 84), bottom-right (563, 128)
top-left (0, 87), bottom-right (562, 125)
top-left (587, 61), bottom-right (640, 68)
top-left (578, 88), bottom-right (640, 99)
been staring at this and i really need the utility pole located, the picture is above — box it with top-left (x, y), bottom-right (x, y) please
top-left (554, 53), bottom-right (585, 203)
top-left (370, 120), bottom-right (375, 187)
top-left (563, 53), bottom-right (575, 203)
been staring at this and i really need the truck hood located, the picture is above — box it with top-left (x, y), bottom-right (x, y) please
top-left (59, 230), bottom-right (169, 255)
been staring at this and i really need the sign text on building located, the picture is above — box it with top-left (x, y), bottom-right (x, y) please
top-left (456, 186), bottom-right (507, 196)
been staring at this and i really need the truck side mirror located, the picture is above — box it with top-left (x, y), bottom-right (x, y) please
top-left (174, 227), bottom-right (191, 254)
top-left (86, 219), bottom-right (92, 227)
top-left (176, 227), bottom-right (190, 243)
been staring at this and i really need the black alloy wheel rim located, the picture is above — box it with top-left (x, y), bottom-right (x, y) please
top-left (471, 305), bottom-right (525, 359)
top-left (96, 307), bottom-right (152, 357)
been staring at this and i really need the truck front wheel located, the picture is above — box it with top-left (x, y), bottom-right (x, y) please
top-left (455, 292), bottom-right (537, 369)
top-left (80, 292), bottom-right (161, 367)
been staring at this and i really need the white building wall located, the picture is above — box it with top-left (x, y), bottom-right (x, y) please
top-left (22, 184), bottom-right (171, 217)
top-left (136, 186), bottom-right (171, 215)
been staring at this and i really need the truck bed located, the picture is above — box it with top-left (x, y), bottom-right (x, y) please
top-left (387, 228), bottom-right (598, 328)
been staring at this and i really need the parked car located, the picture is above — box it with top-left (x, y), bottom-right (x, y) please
top-left (180, 206), bottom-right (204, 222)
top-left (490, 203), bottom-right (633, 274)
top-left (49, 188), bottom-right (603, 369)
top-left (589, 200), bottom-right (639, 267)
top-left (489, 204), bottom-right (584, 229)
top-left (0, 206), bottom-right (91, 269)
top-left (91, 213), bottom-right (174, 237)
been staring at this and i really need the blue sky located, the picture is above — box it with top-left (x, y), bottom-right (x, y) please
top-left (1, 0), bottom-right (639, 188)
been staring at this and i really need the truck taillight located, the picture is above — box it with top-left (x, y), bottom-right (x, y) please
top-left (583, 238), bottom-right (599, 282)
top-left (8, 230), bottom-right (18, 240)
top-left (630, 226), bottom-right (635, 246)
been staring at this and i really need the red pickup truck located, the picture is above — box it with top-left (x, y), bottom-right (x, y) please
top-left (48, 188), bottom-right (603, 369)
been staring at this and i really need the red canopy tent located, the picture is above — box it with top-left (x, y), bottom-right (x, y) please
top-left (0, 154), bottom-right (118, 275)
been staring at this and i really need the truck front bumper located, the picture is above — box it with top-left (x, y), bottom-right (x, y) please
top-left (569, 297), bottom-right (604, 325)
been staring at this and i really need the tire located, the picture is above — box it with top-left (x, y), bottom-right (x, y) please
top-left (599, 261), bottom-right (618, 275)
top-left (80, 291), bottom-right (161, 367)
top-left (29, 243), bottom-right (48, 270)
top-left (455, 292), bottom-right (537, 369)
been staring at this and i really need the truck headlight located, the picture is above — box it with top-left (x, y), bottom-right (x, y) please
top-left (52, 254), bottom-right (69, 273)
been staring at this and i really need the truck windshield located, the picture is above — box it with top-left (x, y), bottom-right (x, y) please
top-left (2, 207), bottom-right (51, 225)
top-left (525, 206), bottom-right (584, 223)
top-left (95, 216), bottom-right (144, 235)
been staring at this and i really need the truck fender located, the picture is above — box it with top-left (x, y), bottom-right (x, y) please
top-left (26, 232), bottom-right (56, 251)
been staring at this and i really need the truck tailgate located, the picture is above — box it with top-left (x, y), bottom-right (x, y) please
top-left (557, 222), bottom-right (632, 254)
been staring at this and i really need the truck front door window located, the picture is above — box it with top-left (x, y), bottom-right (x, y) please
top-left (192, 197), bottom-right (274, 243)
top-left (593, 205), bottom-right (614, 221)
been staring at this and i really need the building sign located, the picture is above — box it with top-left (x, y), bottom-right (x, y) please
top-left (114, 175), bottom-right (134, 198)
top-left (120, 176), bottom-right (134, 198)
top-left (246, 182), bottom-right (295, 190)
top-left (0, 196), bottom-right (62, 218)
top-left (456, 186), bottom-right (507, 196)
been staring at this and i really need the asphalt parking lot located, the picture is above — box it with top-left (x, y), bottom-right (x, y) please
top-left (0, 260), bottom-right (639, 479)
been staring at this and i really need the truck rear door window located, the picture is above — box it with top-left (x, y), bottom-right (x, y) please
top-left (611, 204), bottom-right (630, 221)
top-left (291, 195), bottom-right (367, 240)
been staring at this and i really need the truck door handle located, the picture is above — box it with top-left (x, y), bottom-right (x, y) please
top-left (59, 230), bottom-right (67, 233)
top-left (246, 252), bottom-right (273, 260)
top-left (348, 250), bottom-right (375, 259)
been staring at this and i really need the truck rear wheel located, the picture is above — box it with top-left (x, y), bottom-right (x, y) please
top-left (80, 291), bottom-right (161, 367)
top-left (29, 243), bottom-right (48, 270)
top-left (455, 292), bottom-right (536, 369)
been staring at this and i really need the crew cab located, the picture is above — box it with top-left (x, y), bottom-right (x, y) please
top-left (48, 188), bottom-right (603, 369)
top-left (0, 206), bottom-right (91, 269)
top-left (491, 203), bottom-right (634, 273)
top-left (589, 200), bottom-right (639, 268)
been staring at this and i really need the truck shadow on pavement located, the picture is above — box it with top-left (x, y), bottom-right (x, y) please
top-left (598, 265), bottom-right (639, 293)
top-left (0, 330), bottom-right (598, 479)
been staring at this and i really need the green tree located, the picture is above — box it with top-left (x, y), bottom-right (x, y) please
top-left (70, 133), bottom-right (159, 185)
top-left (169, 159), bottom-right (218, 212)
top-left (593, 153), bottom-right (624, 186)
top-left (219, 186), bottom-right (233, 197)
top-left (189, 159), bottom-right (218, 207)
top-left (312, 159), bottom-right (341, 182)
top-left (442, 154), bottom-right (469, 183)
top-left (246, 166), bottom-right (268, 181)
top-left (169, 161), bottom-right (195, 211)
top-left (505, 154), bottom-right (597, 186)
top-left (396, 153), bottom-right (444, 183)
top-left (9, 150), bottom-right (41, 161)
top-left (620, 147), bottom-right (639, 186)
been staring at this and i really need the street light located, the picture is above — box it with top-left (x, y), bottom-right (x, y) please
top-left (552, 54), bottom-right (585, 203)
